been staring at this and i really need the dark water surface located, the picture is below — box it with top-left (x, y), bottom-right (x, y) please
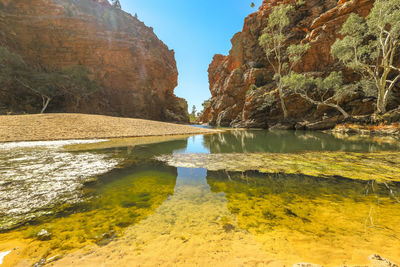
top-left (0, 130), bottom-right (400, 266)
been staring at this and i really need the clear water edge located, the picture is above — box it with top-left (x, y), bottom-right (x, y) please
top-left (0, 130), bottom-right (399, 266)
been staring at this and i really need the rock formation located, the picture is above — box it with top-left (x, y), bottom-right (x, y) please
top-left (201, 0), bottom-right (399, 129)
top-left (0, 0), bottom-right (189, 123)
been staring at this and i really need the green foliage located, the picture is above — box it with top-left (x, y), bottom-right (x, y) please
top-left (287, 43), bottom-right (310, 66)
top-left (258, 3), bottom-right (310, 119)
top-left (0, 46), bottom-right (28, 86)
top-left (259, 4), bottom-right (294, 59)
top-left (296, 0), bottom-right (305, 6)
top-left (331, 0), bottom-right (400, 114)
top-left (189, 105), bottom-right (198, 122)
top-left (282, 72), bottom-right (351, 118)
top-left (202, 99), bottom-right (211, 109)
top-left (282, 72), bottom-right (346, 98)
top-left (195, 99), bottom-right (212, 120)
top-left (191, 105), bottom-right (197, 116)
top-left (0, 46), bottom-right (99, 113)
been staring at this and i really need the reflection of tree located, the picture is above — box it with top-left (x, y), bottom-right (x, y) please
top-left (331, 132), bottom-right (400, 149)
top-left (202, 130), bottom-right (399, 153)
top-left (206, 170), bottom-right (400, 263)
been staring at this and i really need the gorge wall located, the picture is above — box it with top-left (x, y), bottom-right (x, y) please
top-left (201, 0), bottom-right (400, 128)
top-left (0, 0), bottom-right (189, 123)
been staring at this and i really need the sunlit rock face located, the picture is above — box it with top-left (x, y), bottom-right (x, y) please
top-left (0, 0), bottom-right (189, 123)
top-left (201, 0), bottom-right (399, 127)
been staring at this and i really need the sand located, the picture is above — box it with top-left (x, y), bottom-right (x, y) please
top-left (0, 113), bottom-right (217, 142)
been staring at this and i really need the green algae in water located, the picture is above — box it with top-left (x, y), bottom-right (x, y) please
top-left (207, 170), bottom-right (400, 265)
top-left (156, 151), bottom-right (400, 182)
top-left (2, 131), bottom-right (400, 266)
top-left (5, 164), bottom-right (177, 255)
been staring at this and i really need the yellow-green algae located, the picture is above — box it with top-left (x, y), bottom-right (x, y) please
top-left (2, 131), bottom-right (400, 266)
top-left (157, 151), bottom-right (400, 182)
top-left (207, 171), bottom-right (400, 265)
top-left (0, 168), bottom-right (177, 266)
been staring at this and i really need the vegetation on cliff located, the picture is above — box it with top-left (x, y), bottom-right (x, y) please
top-left (0, 47), bottom-right (99, 113)
top-left (202, 0), bottom-right (400, 129)
top-left (0, 0), bottom-right (189, 122)
top-left (331, 0), bottom-right (400, 115)
top-left (258, 2), bottom-right (309, 119)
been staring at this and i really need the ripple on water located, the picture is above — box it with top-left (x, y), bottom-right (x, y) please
top-left (0, 140), bottom-right (119, 230)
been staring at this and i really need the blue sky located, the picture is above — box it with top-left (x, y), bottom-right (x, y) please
top-left (120, 0), bottom-right (263, 113)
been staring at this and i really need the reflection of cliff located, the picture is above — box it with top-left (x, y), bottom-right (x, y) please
top-left (202, 130), bottom-right (400, 153)
top-left (207, 170), bottom-right (400, 265)
top-left (96, 138), bottom-right (189, 170)
top-left (0, 0), bottom-right (188, 122)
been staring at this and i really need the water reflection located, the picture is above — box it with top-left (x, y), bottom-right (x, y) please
top-left (207, 170), bottom-right (400, 265)
top-left (1, 131), bottom-right (400, 266)
top-left (203, 130), bottom-right (400, 153)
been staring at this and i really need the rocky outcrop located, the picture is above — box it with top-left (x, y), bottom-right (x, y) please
top-left (0, 0), bottom-right (189, 123)
top-left (201, 0), bottom-right (399, 128)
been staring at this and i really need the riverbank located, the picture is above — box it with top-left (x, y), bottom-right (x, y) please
top-left (331, 123), bottom-right (400, 136)
top-left (0, 114), bottom-right (217, 142)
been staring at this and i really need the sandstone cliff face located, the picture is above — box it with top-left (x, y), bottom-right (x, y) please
top-left (0, 0), bottom-right (189, 123)
top-left (201, 0), bottom-right (399, 128)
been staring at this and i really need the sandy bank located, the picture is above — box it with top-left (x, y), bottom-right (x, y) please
top-left (0, 113), bottom-right (217, 142)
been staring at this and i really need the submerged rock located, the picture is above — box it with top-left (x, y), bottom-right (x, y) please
top-left (369, 254), bottom-right (399, 267)
top-left (36, 229), bottom-right (52, 241)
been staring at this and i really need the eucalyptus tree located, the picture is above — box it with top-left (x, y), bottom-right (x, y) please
top-left (0, 46), bottom-right (99, 113)
top-left (331, 0), bottom-right (400, 114)
top-left (281, 72), bottom-right (351, 119)
top-left (259, 3), bottom-right (309, 119)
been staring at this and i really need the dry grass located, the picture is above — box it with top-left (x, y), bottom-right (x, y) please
top-left (0, 113), bottom-right (217, 142)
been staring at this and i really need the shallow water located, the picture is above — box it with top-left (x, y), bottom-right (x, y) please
top-left (0, 130), bottom-right (400, 266)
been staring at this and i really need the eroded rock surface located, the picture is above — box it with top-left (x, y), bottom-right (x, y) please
top-left (201, 0), bottom-right (400, 128)
top-left (0, 0), bottom-right (189, 122)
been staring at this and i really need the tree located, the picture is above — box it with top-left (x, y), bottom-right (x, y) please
top-left (189, 105), bottom-right (198, 122)
top-left (282, 72), bottom-right (351, 119)
top-left (331, 0), bottom-right (400, 114)
top-left (191, 105), bottom-right (197, 117)
top-left (201, 99), bottom-right (211, 110)
top-left (259, 3), bottom-right (309, 119)
top-left (111, 0), bottom-right (121, 9)
top-left (61, 66), bottom-right (100, 110)
top-left (0, 46), bottom-right (99, 113)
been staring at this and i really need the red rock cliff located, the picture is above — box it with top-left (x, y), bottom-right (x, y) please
top-left (0, 0), bottom-right (189, 122)
top-left (201, 0), bottom-right (399, 128)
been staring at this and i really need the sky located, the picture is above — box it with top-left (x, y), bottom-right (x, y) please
top-left (120, 0), bottom-right (263, 113)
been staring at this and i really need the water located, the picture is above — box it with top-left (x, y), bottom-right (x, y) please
top-left (0, 130), bottom-right (400, 266)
